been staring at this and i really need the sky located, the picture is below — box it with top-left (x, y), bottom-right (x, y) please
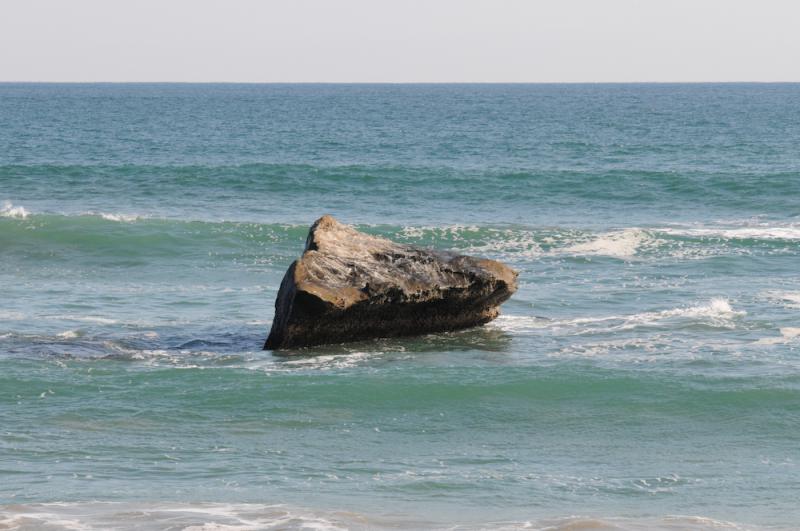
top-left (1, 0), bottom-right (799, 82)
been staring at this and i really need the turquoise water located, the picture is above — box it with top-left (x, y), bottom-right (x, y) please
top-left (1, 83), bottom-right (799, 530)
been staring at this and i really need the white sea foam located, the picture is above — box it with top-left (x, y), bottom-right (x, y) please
top-left (780, 293), bottom-right (800, 308)
top-left (650, 297), bottom-right (743, 320)
top-left (398, 225), bottom-right (543, 260)
top-left (97, 212), bottom-right (142, 222)
top-left (552, 336), bottom-right (668, 359)
top-left (262, 351), bottom-right (376, 372)
top-left (102, 342), bottom-right (172, 361)
top-left (764, 291), bottom-right (800, 309)
top-left (0, 200), bottom-right (29, 219)
top-left (755, 327), bottom-right (800, 345)
top-left (0, 310), bottom-right (26, 320)
top-left (562, 228), bottom-right (656, 259)
top-left (495, 298), bottom-right (745, 335)
top-left (399, 224), bottom-right (481, 240)
top-left (398, 222), bottom-right (798, 263)
top-left (659, 225), bottom-right (800, 241)
top-left (47, 315), bottom-right (120, 325)
top-left (56, 329), bottom-right (82, 339)
top-left (0, 503), bottom-right (350, 531)
top-left (466, 231), bottom-right (543, 259)
top-left (0, 503), bottom-right (753, 530)
top-left (490, 314), bottom-right (553, 332)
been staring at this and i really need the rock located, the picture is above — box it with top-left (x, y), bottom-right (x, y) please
top-left (264, 215), bottom-right (518, 350)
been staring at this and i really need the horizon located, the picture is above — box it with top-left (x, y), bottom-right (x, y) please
top-left (3, 81), bottom-right (800, 85)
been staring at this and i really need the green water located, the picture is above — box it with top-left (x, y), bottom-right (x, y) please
top-left (1, 83), bottom-right (799, 530)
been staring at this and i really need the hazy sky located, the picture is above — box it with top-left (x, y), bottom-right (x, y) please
top-left (2, 0), bottom-right (799, 82)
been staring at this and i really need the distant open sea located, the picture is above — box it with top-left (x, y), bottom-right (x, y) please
top-left (1, 83), bottom-right (799, 530)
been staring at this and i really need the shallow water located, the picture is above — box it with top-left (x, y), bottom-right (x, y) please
top-left (1, 83), bottom-right (799, 529)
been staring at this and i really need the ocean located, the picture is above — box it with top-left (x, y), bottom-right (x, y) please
top-left (1, 83), bottom-right (799, 530)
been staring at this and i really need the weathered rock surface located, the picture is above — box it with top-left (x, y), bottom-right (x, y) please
top-left (264, 215), bottom-right (518, 350)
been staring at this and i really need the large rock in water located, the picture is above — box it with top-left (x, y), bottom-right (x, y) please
top-left (264, 215), bottom-right (518, 350)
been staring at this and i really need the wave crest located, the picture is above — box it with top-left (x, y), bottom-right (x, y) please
top-left (562, 228), bottom-right (656, 259)
top-left (660, 225), bottom-right (800, 241)
top-left (96, 211), bottom-right (143, 222)
top-left (0, 200), bottom-right (29, 219)
top-left (495, 298), bottom-right (745, 336)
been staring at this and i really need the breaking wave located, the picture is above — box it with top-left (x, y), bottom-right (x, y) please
top-left (2, 209), bottom-right (799, 266)
top-left (0, 200), bottom-right (29, 219)
top-left (561, 228), bottom-right (657, 258)
top-left (95, 211), bottom-right (145, 222)
top-left (495, 298), bottom-right (746, 335)
top-left (660, 225), bottom-right (800, 241)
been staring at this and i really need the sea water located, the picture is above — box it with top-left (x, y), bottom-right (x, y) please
top-left (1, 83), bottom-right (799, 530)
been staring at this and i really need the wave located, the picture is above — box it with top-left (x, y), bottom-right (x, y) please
top-left (755, 327), bottom-right (800, 346)
top-left (495, 298), bottom-right (746, 335)
top-left (408, 223), bottom-right (800, 261)
top-left (763, 291), bottom-right (800, 309)
top-left (2, 207), bottom-right (799, 266)
top-left (660, 225), bottom-right (800, 241)
top-left (0, 310), bottom-right (26, 321)
top-left (561, 228), bottom-right (657, 258)
top-left (3, 162), bottom-right (799, 204)
top-left (777, 293), bottom-right (800, 309)
top-left (0, 200), bottom-right (29, 219)
top-left (0, 502), bottom-right (757, 530)
top-left (46, 315), bottom-right (120, 325)
top-left (0, 210), bottom-right (309, 265)
top-left (0, 324), bottom-right (507, 368)
top-left (95, 211), bottom-right (145, 222)
top-left (55, 329), bottom-right (84, 339)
